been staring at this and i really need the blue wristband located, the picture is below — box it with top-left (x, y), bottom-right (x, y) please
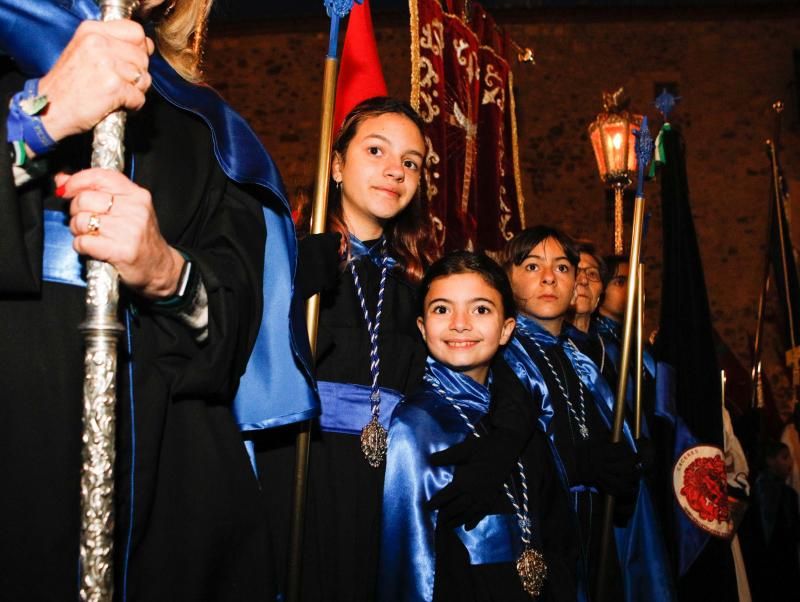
top-left (6, 78), bottom-right (57, 156)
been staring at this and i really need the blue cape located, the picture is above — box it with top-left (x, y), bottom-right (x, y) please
top-left (0, 0), bottom-right (319, 430)
top-left (505, 315), bottom-right (675, 602)
top-left (594, 315), bottom-right (656, 379)
top-left (508, 314), bottom-right (636, 450)
top-left (378, 358), bottom-right (521, 602)
top-left (565, 321), bottom-right (651, 439)
top-left (593, 314), bottom-right (680, 428)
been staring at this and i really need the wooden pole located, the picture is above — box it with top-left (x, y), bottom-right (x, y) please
top-left (286, 5), bottom-right (352, 597)
top-left (595, 116), bottom-right (653, 601)
top-left (595, 192), bottom-right (646, 601)
top-left (634, 263), bottom-right (644, 440)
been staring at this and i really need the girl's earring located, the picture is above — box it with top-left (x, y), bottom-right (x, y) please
top-left (336, 180), bottom-right (342, 191)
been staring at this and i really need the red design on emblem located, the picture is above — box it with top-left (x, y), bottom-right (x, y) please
top-left (680, 455), bottom-right (729, 523)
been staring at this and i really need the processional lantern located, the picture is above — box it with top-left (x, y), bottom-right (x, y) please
top-left (588, 87), bottom-right (643, 254)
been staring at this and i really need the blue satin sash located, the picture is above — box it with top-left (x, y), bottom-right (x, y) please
top-left (615, 480), bottom-right (677, 600)
top-left (379, 359), bottom-right (519, 602)
top-left (595, 314), bottom-right (656, 378)
top-left (656, 361), bottom-right (677, 425)
top-left (43, 210), bottom-right (85, 287)
top-left (593, 316), bottom-right (673, 426)
top-left (0, 0), bottom-right (319, 430)
top-left (349, 234), bottom-right (397, 269)
top-left (317, 381), bottom-right (403, 435)
top-left (508, 316), bottom-right (675, 601)
top-left (455, 513), bottom-right (521, 565)
top-left (514, 314), bottom-right (636, 450)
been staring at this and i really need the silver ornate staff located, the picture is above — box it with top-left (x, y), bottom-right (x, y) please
top-left (79, 1), bottom-right (139, 600)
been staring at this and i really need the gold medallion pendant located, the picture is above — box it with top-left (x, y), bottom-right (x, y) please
top-left (360, 415), bottom-right (388, 468)
top-left (517, 547), bottom-right (548, 597)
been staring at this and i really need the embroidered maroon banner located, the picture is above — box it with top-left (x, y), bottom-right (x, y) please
top-left (410, 0), bottom-right (525, 253)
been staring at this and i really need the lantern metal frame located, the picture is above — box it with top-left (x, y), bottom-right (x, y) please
top-left (588, 90), bottom-right (642, 254)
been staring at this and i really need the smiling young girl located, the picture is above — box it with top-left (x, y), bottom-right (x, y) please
top-left (259, 98), bottom-right (536, 601)
top-left (379, 252), bottom-right (575, 602)
top-left (257, 97), bottom-right (438, 601)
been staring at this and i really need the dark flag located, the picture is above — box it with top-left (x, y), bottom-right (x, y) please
top-left (654, 123), bottom-right (722, 443)
top-left (766, 142), bottom-right (800, 395)
top-left (652, 122), bottom-right (739, 599)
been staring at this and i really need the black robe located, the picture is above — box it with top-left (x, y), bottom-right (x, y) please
top-left (256, 253), bottom-right (428, 602)
top-left (739, 471), bottom-right (800, 601)
top-left (0, 67), bottom-right (269, 601)
top-left (537, 345), bottom-right (624, 599)
top-left (432, 413), bottom-right (578, 602)
top-left (377, 357), bottom-right (576, 602)
top-left (507, 327), bottom-right (626, 601)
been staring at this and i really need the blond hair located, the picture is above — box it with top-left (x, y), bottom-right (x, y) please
top-left (153, 0), bottom-right (212, 83)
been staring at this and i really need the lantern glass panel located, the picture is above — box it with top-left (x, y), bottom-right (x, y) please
top-left (589, 126), bottom-right (607, 178)
top-left (588, 107), bottom-right (643, 185)
top-left (627, 115), bottom-right (643, 172)
top-left (602, 120), bottom-right (630, 178)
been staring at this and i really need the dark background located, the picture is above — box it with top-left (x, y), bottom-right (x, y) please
top-left (210, 0), bottom-right (797, 23)
top-left (203, 0), bottom-right (800, 417)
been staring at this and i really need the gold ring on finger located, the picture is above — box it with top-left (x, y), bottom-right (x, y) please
top-left (87, 214), bottom-right (101, 236)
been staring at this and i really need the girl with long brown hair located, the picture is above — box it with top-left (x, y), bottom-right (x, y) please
top-left (258, 96), bottom-right (438, 601)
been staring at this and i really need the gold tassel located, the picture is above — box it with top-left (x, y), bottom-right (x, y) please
top-left (614, 187), bottom-right (624, 254)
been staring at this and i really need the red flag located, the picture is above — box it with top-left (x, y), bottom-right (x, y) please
top-left (333, 0), bottom-right (387, 133)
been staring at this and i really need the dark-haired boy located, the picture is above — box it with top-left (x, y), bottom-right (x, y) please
top-left (502, 227), bottom-right (674, 601)
top-left (594, 255), bottom-right (661, 428)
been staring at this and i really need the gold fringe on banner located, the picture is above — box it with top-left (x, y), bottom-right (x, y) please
top-left (409, 0), bottom-right (421, 111)
top-left (508, 70), bottom-right (526, 228)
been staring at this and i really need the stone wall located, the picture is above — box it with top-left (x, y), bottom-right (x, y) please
top-left (205, 7), bottom-right (800, 416)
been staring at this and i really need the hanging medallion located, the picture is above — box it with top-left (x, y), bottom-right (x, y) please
top-left (516, 546), bottom-right (548, 598)
top-left (360, 415), bottom-right (388, 468)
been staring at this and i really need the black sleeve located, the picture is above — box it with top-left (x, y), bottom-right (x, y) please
top-left (295, 231), bottom-right (342, 299)
top-left (138, 177), bottom-right (267, 404)
top-left (427, 355), bottom-right (542, 529)
top-left (488, 353), bottom-right (539, 440)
